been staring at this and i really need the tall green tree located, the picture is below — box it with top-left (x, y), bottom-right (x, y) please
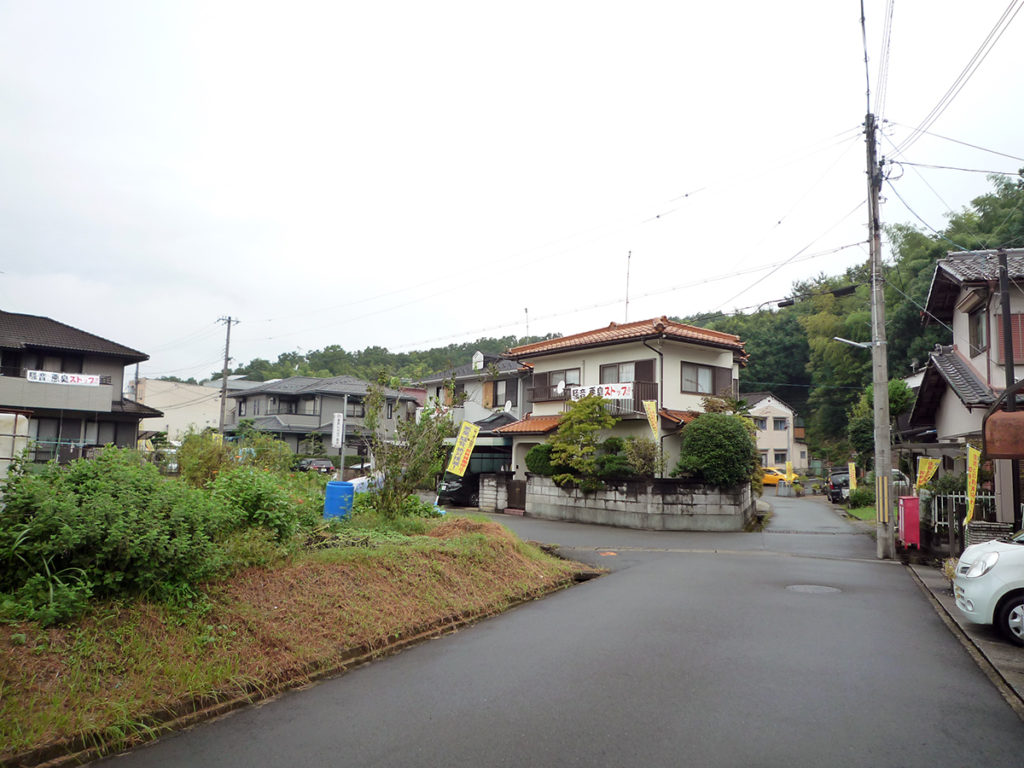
top-left (549, 394), bottom-right (618, 487)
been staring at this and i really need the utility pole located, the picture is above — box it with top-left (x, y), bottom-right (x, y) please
top-left (625, 251), bottom-right (631, 322)
top-left (866, 113), bottom-right (895, 560)
top-left (997, 250), bottom-right (1023, 531)
top-left (218, 316), bottom-right (239, 433)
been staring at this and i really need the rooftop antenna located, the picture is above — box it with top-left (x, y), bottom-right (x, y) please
top-left (524, 307), bottom-right (529, 339)
top-left (625, 251), bottom-right (631, 322)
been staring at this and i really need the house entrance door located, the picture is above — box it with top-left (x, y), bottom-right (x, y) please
top-left (507, 478), bottom-right (526, 510)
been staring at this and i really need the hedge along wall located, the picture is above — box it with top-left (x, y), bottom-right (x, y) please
top-left (480, 474), bottom-right (754, 531)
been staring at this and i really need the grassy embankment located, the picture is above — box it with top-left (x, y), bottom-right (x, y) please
top-left (1, 515), bottom-right (592, 766)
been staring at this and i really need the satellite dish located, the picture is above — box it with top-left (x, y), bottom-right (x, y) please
top-left (503, 400), bottom-right (513, 413)
top-left (556, 380), bottom-right (566, 395)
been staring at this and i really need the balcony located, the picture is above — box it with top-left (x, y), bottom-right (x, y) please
top-left (532, 381), bottom-right (659, 418)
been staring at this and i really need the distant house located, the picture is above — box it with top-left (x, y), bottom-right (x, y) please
top-left (127, 375), bottom-right (265, 440)
top-left (420, 351), bottom-right (532, 423)
top-left (496, 316), bottom-right (746, 476)
top-left (0, 310), bottom-right (161, 471)
top-left (223, 375), bottom-right (418, 457)
top-left (909, 249), bottom-right (1024, 524)
top-left (745, 391), bottom-right (808, 470)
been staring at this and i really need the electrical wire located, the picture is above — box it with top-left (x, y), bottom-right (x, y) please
top-left (884, 179), bottom-right (971, 251)
top-left (897, 161), bottom-right (1023, 176)
top-left (873, 0), bottom-right (896, 119)
top-left (883, 121), bottom-right (1024, 163)
top-left (893, 0), bottom-right (1024, 158)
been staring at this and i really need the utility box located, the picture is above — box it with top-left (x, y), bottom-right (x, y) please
top-left (898, 496), bottom-right (920, 550)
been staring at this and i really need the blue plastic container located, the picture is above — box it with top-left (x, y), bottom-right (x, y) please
top-left (323, 481), bottom-right (354, 519)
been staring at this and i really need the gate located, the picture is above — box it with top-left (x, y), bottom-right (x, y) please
top-left (507, 478), bottom-right (526, 511)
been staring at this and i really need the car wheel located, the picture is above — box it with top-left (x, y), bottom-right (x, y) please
top-left (997, 595), bottom-right (1024, 646)
top-left (469, 491), bottom-right (479, 507)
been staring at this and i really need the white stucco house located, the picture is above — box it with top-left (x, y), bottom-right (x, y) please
top-left (495, 316), bottom-right (747, 477)
top-left (745, 391), bottom-right (808, 471)
top-left (909, 249), bottom-right (1024, 526)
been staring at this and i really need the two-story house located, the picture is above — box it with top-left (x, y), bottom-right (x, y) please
top-left (223, 374), bottom-right (419, 459)
top-left (495, 316), bottom-right (746, 477)
top-left (745, 392), bottom-right (808, 471)
top-left (0, 310), bottom-right (161, 473)
top-left (909, 249), bottom-right (1024, 526)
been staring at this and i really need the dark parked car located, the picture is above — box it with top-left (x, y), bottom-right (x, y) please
top-left (826, 470), bottom-right (850, 503)
top-left (437, 473), bottom-right (480, 507)
top-left (297, 458), bottom-right (335, 474)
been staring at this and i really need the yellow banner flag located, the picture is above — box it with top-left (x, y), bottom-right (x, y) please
top-left (848, 462), bottom-right (857, 491)
top-left (446, 421), bottom-right (480, 477)
top-left (964, 445), bottom-right (981, 526)
top-left (915, 457), bottom-right (940, 491)
top-left (785, 460), bottom-right (795, 484)
top-left (642, 400), bottom-right (659, 439)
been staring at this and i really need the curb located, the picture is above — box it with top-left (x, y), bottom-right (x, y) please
top-left (4, 569), bottom-right (602, 768)
top-left (906, 564), bottom-right (1024, 722)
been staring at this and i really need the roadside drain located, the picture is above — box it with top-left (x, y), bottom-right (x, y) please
top-left (786, 584), bottom-right (842, 594)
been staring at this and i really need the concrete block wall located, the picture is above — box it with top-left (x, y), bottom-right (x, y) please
top-left (513, 475), bottom-right (753, 531)
top-left (479, 473), bottom-right (509, 512)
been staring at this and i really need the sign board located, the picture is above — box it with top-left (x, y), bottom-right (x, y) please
top-left (570, 383), bottom-right (634, 401)
top-left (331, 412), bottom-right (345, 449)
top-left (27, 370), bottom-right (100, 386)
top-left (446, 421), bottom-right (480, 477)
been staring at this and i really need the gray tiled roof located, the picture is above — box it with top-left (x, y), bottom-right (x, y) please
top-left (227, 374), bottom-right (413, 400)
top-left (937, 249), bottom-right (1024, 282)
top-left (0, 310), bottom-right (148, 362)
top-left (909, 345), bottom-right (994, 428)
top-left (421, 357), bottom-right (523, 384)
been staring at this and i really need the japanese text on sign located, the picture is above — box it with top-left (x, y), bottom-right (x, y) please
top-left (570, 383), bottom-right (634, 401)
top-left (446, 421), bottom-right (480, 477)
top-left (26, 370), bottom-right (100, 386)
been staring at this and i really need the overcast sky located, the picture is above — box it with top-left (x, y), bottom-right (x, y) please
top-left (2, 1), bottom-right (1022, 383)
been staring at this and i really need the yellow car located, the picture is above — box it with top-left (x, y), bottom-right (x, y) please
top-left (761, 467), bottom-right (796, 486)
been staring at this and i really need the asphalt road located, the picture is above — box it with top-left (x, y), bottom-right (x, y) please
top-left (96, 496), bottom-right (1024, 767)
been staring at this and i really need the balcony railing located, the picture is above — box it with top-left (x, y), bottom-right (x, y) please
top-left (602, 381), bottom-right (659, 418)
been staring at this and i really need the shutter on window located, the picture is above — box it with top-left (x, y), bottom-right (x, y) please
top-left (714, 367), bottom-right (732, 396)
top-left (996, 314), bottom-right (1024, 363)
top-left (635, 358), bottom-right (655, 382)
top-left (483, 382), bottom-right (494, 408)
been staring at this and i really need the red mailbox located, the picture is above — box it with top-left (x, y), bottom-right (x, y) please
top-left (897, 496), bottom-right (920, 550)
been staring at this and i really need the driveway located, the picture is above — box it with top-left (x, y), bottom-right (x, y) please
top-left (95, 495), bottom-right (1024, 768)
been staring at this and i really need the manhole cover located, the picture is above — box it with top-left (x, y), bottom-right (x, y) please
top-left (786, 584), bottom-right (841, 594)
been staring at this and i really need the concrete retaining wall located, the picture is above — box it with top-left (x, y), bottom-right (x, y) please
top-left (480, 473), bottom-right (753, 531)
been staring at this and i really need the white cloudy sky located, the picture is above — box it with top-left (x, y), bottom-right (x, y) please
top-left (2, 1), bottom-right (1022, 382)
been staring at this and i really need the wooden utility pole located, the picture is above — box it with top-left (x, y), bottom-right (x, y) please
top-left (218, 316), bottom-right (239, 433)
top-left (866, 113), bottom-right (895, 560)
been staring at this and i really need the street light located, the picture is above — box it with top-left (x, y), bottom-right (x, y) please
top-left (832, 337), bottom-right (873, 350)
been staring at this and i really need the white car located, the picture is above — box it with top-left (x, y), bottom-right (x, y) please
top-left (953, 530), bottom-right (1024, 646)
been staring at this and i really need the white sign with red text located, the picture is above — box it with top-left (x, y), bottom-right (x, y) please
top-left (570, 383), bottom-right (634, 401)
top-left (27, 370), bottom-right (101, 386)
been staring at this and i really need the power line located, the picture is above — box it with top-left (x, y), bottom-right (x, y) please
top-left (894, 0), bottom-right (1024, 157)
top-left (883, 121), bottom-right (1024, 163)
top-left (883, 178), bottom-right (971, 252)
top-left (896, 161), bottom-right (1023, 176)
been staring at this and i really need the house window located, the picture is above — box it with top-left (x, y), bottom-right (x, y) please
top-left (532, 368), bottom-right (580, 400)
top-left (760, 452), bottom-right (769, 466)
top-left (253, 400), bottom-right (261, 416)
top-left (969, 308), bottom-right (988, 357)
top-left (996, 313), bottom-right (1024, 362)
top-left (346, 400), bottom-right (365, 418)
top-left (61, 355), bottom-right (83, 374)
top-left (484, 379), bottom-right (519, 409)
top-left (387, 401), bottom-right (393, 419)
top-left (238, 399), bottom-right (246, 417)
top-left (600, 362), bottom-right (635, 384)
top-left (774, 451), bottom-right (788, 465)
top-left (681, 363), bottom-right (713, 394)
top-left (773, 417), bottom-right (787, 430)
top-left (753, 417), bottom-right (767, 430)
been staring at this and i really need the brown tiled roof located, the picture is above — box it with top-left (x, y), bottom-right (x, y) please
top-left (505, 316), bottom-right (745, 360)
top-left (0, 311), bottom-right (148, 362)
top-left (493, 413), bottom-right (562, 435)
top-left (659, 408), bottom-right (701, 425)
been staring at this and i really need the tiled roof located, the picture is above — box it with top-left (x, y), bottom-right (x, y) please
top-left (228, 375), bottom-right (415, 400)
top-left (659, 408), bottom-right (701, 425)
top-left (420, 358), bottom-right (524, 384)
top-left (504, 316), bottom-right (745, 360)
top-left (113, 398), bottom-right (163, 417)
top-left (493, 413), bottom-right (562, 435)
top-left (909, 345), bottom-right (995, 428)
top-left (925, 249), bottom-right (1024, 323)
top-left (0, 311), bottom-right (148, 362)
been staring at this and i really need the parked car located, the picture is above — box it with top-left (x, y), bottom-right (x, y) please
top-left (437, 473), bottom-right (480, 507)
top-left (953, 530), bottom-right (1024, 646)
top-left (297, 458), bottom-right (335, 474)
top-left (826, 470), bottom-right (850, 503)
top-left (761, 467), bottom-right (795, 487)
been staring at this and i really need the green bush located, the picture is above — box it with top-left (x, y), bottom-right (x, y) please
top-left (210, 466), bottom-right (325, 541)
top-left (848, 487), bottom-right (876, 507)
top-left (178, 428), bottom-right (233, 488)
top-left (672, 413), bottom-right (757, 488)
top-left (624, 437), bottom-right (662, 478)
top-left (525, 443), bottom-right (556, 475)
top-left (594, 452), bottom-right (634, 480)
top-left (0, 449), bottom-right (231, 625)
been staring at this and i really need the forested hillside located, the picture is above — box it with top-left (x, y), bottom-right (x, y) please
top-left (686, 174), bottom-right (1023, 454)
top-left (201, 175), bottom-right (1022, 455)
